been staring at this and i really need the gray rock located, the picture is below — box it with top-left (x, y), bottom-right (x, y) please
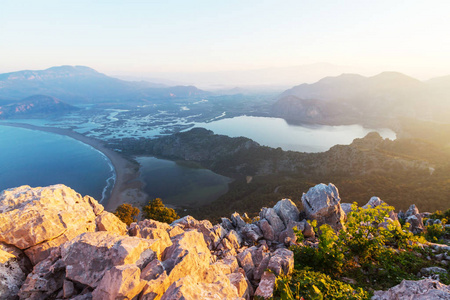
top-left (241, 224), bottom-right (263, 244)
top-left (273, 199), bottom-right (300, 226)
top-left (363, 197), bottom-right (398, 221)
top-left (267, 248), bottom-right (294, 276)
top-left (340, 203), bottom-right (353, 214)
top-left (0, 244), bottom-right (32, 300)
top-left (405, 204), bottom-right (420, 218)
top-left (301, 183), bottom-right (346, 231)
top-left (420, 266), bottom-right (448, 277)
top-left (220, 218), bottom-right (234, 231)
top-left (254, 271), bottom-right (276, 299)
top-left (301, 220), bottom-right (315, 238)
top-left (231, 212), bottom-right (247, 229)
top-left (406, 214), bottom-right (424, 234)
top-left (259, 219), bottom-right (275, 241)
top-left (260, 207), bottom-right (285, 234)
top-left (372, 278), bottom-right (450, 300)
top-left (237, 249), bottom-right (255, 279)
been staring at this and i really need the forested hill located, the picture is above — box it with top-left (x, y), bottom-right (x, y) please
top-left (110, 128), bottom-right (450, 219)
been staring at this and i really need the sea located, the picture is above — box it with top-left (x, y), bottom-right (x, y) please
top-left (0, 116), bottom-right (396, 207)
top-left (0, 125), bottom-right (115, 202)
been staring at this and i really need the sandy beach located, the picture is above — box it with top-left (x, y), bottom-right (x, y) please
top-left (1, 122), bottom-right (149, 211)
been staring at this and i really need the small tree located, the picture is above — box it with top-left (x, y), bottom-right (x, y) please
top-left (143, 198), bottom-right (179, 224)
top-left (114, 203), bottom-right (140, 226)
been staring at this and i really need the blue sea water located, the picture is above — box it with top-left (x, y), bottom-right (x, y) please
top-left (0, 125), bottom-right (114, 202)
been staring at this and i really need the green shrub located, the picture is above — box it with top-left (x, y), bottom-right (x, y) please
top-left (142, 198), bottom-right (179, 224)
top-left (114, 203), bottom-right (140, 225)
top-left (274, 269), bottom-right (369, 300)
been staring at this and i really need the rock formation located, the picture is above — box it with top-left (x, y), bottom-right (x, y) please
top-left (1, 183), bottom-right (449, 299)
top-left (301, 183), bottom-right (346, 231)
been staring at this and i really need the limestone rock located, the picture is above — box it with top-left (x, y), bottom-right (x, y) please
top-left (63, 279), bottom-right (75, 299)
top-left (227, 272), bottom-right (251, 300)
top-left (340, 203), bottom-right (353, 214)
top-left (273, 199), bottom-right (299, 226)
top-left (372, 278), bottom-right (450, 300)
top-left (221, 217), bottom-right (234, 231)
top-left (241, 223), bottom-right (263, 244)
top-left (259, 219), bottom-right (275, 241)
top-left (0, 243), bottom-right (32, 300)
top-left (254, 271), bottom-right (276, 299)
top-left (61, 231), bottom-right (155, 288)
top-left (406, 214), bottom-right (424, 234)
top-left (18, 247), bottom-right (65, 300)
top-left (141, 259), bottom-right (165, 281)
top-left (236, 249), bottom-right (255, 279)
top-left (213, 256), bottom-right (239, 275)
top-left (267, 248), bottom-right (294, 276)
top-left (254, 254), bottom-right (270, 281)
top-left (161, 274), bottom-right (240, 300)
top-left (129, 223), bottom-right (172, 259)
top-left (140, 272), bottom-right (169, 300)
top-left (231, 212), bottom-right (247, 229)
top-left (299, 219), bottom-right (314, 238)
top-left (420, 266), bottom-right (448, 278)
top-left (406, 204), bottom-right (420, 218)
top-left (301, 183), bottom-right (346, 231)
top-left (96, 211), bottom-right (128, 235)
top-left (363, 197), bottom-right (398, 221)
top-left (162, 231), bottom-right (211, 287)
top-left (226, 230), bottom-right (242, 250)
top-left (92, 264), bottom-right (146, 300)
top-left (0, 185), bottom-right (100, 265)
top-left (260, 207), bottom-right (285, 235)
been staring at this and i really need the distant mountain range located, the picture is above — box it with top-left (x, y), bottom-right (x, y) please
top-left (273, 72), bottom-right (450, 125)
top-left (0, 95), bottom-right (78, 119)
top-left (0, 66), bottom-right (207, 104)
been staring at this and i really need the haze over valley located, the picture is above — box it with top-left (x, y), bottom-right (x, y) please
top-left (2, 2), bottom-right (450, 299)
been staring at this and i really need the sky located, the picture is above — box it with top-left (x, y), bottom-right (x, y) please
top-left (1, 0), bottom-right (450, 82)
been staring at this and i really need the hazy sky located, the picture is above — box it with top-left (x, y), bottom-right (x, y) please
top-left (1, 0), bottom-right (450, 80)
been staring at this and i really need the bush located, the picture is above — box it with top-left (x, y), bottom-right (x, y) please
top-left (274, 269), bottom-right (369, 300)
top-left (142, 198), bottom-right (179, 224)
top-left (290, 203), bottom-right (430, 291)
top-left (114, 203), bottom-right (140, 226)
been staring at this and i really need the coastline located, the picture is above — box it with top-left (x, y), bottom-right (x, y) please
top-left (0, 122), bottom-right (148, 211)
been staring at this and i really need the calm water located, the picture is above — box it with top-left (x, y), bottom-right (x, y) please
top-left (136, 156), bottom-right (231, 208)
top-left (194, 116), bottom-right (397, 152)
top-left (0, 125), bottom-right (114, 202)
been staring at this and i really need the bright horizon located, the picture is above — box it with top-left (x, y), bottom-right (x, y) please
top-left (1, 0), bottom-right (450, 84)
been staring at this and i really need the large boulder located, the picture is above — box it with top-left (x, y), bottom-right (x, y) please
top-left (95, 211), bottom-right (128, 235)
top-left (372, 278), bottom-right (450, 300)
top-left (91, 264), bottom-right (146, 300)
top-left (301, 183), bottom-right (346, 231)
top-left (254, 271), bottom-right (276, 299)
top-left (0, 185), bottom-right (103, 265)
top-left (160, 274), bottom-right (240, 300)
top-left (129, 220), bottom-right (173, 259)
top-left (273, 199), bottom-right (299, 226)
top-left (267, 248), bottom-right (294, 276)
top-left (259, 207), bottom-right (285, 234)
top-left (61, 231), bottom-right (155, 288)
top-left (162, 230), bottom-right (212, 290)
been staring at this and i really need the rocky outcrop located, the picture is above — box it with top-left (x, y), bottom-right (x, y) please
top-left (95, 211), bottom-right (128, 235)
top-left (0, 185), bottom-right (109, 265)
top-left (372, 278), bottom-right (450, 300)
top-left (1, 183), bottom-right (446, 300)
top-left (301, 183), bottom-right (346, 231)
top-left (61, 231), bottom-right (156, 288)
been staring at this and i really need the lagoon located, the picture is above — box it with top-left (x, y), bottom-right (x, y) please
top-left (136, 156), bottom-right (231, 208)
top-left (193, 116), bottom-right (397, 152)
